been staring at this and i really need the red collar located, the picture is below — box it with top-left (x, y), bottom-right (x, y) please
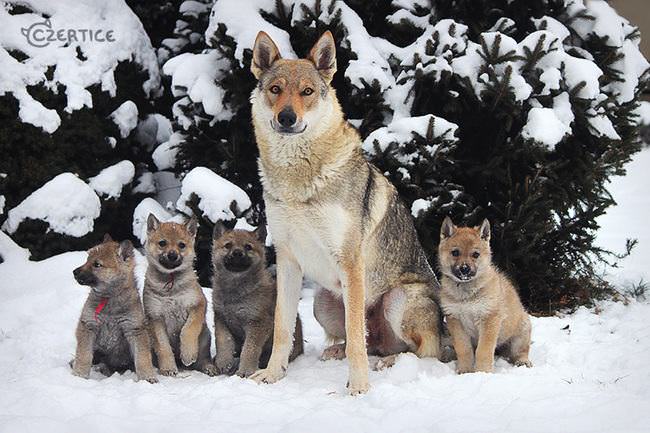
top-left (163, 273), bottom-right (175, 291)
top-left (94, 298), bottom-right (109, 322)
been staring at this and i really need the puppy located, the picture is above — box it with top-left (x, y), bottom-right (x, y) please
top-left (211, 223), bottom-right (303, 377)
top-left (438, 217), bottom-right (532, 373)
top-left (71, 235), bottom-right (157, 383)
top-left (143, 214), bottom-right (216, 376)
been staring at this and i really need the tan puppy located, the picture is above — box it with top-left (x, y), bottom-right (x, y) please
top-left (438, 217), bottom-right (532, 373)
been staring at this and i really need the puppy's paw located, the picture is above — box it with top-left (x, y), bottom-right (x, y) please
top-left (180, 341), bottom-right (199, 367)
top-left (201, 363), bottom-right (218, 377)
top-left (71, 368), bottom-right (90, 379)
top-left (474, 362), bottom-right (494, 373)
top-left (515, 359), bottom-right (533, 368)
top-left (159, 367), bottom-right (178, 377)
top-left (137, 370), bottom-right (159, 384)
top-left (236, 365), bottom-right (258, 378)
top-left (374, 354), bottom-right (399, 371)
top-left (214, 356), bottom-right (236, 375)
top-left (347, 377), bottom-right (370, 395)
top-left (250, 366), bottom-right (286, 384)
top-left (320, 343), bottom-right (346, 361)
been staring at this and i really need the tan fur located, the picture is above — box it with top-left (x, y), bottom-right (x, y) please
top-left (248, 31), bottom-right (442, 394)
top-left (438, 217), bottom-right (532, 373)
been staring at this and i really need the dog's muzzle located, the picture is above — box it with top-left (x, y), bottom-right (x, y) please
top-left (73, 267), bottom-right (97, 286)
top-left (159, 251), bottom-right (182, 270)
top-left (223, 250), bottom-right (252, 273)
top-left (453, 264), bottom-right (476, 281)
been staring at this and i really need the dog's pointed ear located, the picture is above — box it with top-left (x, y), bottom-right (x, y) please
top-left (185, 216), bottom-right (198, 237)
top-left (308, 30), bottom-right (336, 82)
top-left (251, 31), bottom-right (281, 79)
top-left (255, 224), bottom-right (267, 244)
top-left (118, 240), bottom-right (134, 261)
top-left (103, 233), bottom-right (113, 243)
top-left (479, 219), bottom-right (491, 241)
top-left (213, 221), bottom-right (227, 240)
top-left (147, 214), bottom-right (160, 233)
top-left (440, 216), bottom-right (456, 240)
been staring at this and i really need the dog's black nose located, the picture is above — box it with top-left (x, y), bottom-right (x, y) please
top-left (73, 268), bottom-right (81, 278)
top-left (277, 108), bottom-right (296, 128)
top-left (232, 249), bottom-right (244, 258)
top-left (459, 264), bottom-right (471, 275)
top-left (167, 250), bottom-right (179, 261)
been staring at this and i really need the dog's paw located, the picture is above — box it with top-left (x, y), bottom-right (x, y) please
top-left (474, 362), bottom-right (494, 373)
top-left (455, 361), bottom-right (474, 374)
top-left (346, 377), bottom-right (370, 395)
top-left (236, 365), bottom-right (258, 378)
top-left (374, 354), bottom-right (399, 371)
top-left (250, 366), bottom-right (286, 384)
top-left (515, 359), bottom-right (533, 368)
top-left (137, 371), bottom-right (159, 384)
top-left (159, 367), bottom-right (178, 377)
top-left (180, 342), bottom-right (199, 367)
top-left (214, 357), bottom-right (237, 375)
top-left (320, 343), bottom-right (346, 361)
top-left (71, 368), bottom-right (90, 379)
top-left (201, 363), bottom-right (218, 377)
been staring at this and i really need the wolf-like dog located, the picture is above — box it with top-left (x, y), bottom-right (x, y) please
top-left (71, 235), bottom-right (157, 383)
top-left (211, 223), bottom-right (303, 377)
top-left (143, 214), bottom-right (216, 376)
top-left (438, 217), bottom-right (532, 373)
top-left (248, 31), bottom-right (442, 394)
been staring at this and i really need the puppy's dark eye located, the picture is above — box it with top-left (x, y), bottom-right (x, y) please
top-left (472, 252), bottom-right (480, 259)
top-left (244, 244), bottom-right (253, 251)
top-left (302, 87), bottom-right (314, 96)
top-left (178, 242), bottom-right (186, 250)
top-left (270, 85), bottom-right (281, 94)
top-left (93, 261), bottom-right (102, 268)
top-left (224, 242), bottom-right (232, 249)
top-left (158, 240), bottom-right (167, 247)
top-left (451, 249), bottom-right (460, 257)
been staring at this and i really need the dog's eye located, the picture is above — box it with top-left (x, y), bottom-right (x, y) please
top-left (269, 85), bottom-right (281, 94)
top-left (244, 244), bottom-right (253, 251)
top-left (158, 240), bottom-right (167, 247)
top-left (178, 242), bottom-right (186, 250)
top-left (451, 249), bottom-right (460, 257)
top-left (302, 87), bottom-right (314, 96)
top-left (472, 252), bottom-right (480, 259)
top-left (93, 261), bottom-right (102, 268)
top-left (224, 242), bottom-right (232, 249)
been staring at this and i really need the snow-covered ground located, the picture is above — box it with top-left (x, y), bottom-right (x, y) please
top-left (0, 149), bottom-right (649, 433)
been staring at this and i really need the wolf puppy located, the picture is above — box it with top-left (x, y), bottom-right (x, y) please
top-left (438, 217), bottom-right (532, 373)
top-left (143, 214), bottom-right (216, 376)
top-left (249, 31), bottom-right (442, 394)
top-left (211, 224), bottom-right (303, 377)
top-left (71, 235), bottom-right (157, 383)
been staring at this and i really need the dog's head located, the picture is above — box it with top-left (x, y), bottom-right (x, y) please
top-left (73, 234), bottom-right (135, 296)
top-left (211, 223), bottom-right (267, 274)
top-left (145, 214), bottom-right (197, 274)
top-left (250, 30), bottom-right (337, 137)
top-left (438, 217), bottom-right (492, 283)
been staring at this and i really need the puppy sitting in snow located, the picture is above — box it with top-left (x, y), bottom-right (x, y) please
top-left (71, 235), bottom-right (157, 383)
top-left (438, 217), bottom-right (532, 373)
top-left (143, 214), bottom-right (216, 376)
top-left (211, 223), bottom-right (303, 377)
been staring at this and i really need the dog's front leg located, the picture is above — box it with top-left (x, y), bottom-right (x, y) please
top-left (342, 255), bottom-right (370, 395)
top-left (127, 327), bottom-right (158, 383)
top-left (72, 321), bottom-right (95, 379)
top-left (237, 325), bottom-right (270, 377)
top-left (180, 300), bottom-right (206, 367)
top-left (250, 247), bottom-right (302, 384)
top-left (474, 313), bottom-right (502, 373)
top-left (150, 319), bottom-right (178, 376)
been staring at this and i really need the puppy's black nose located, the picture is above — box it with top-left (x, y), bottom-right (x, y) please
top-left (167, 250), bottom-right (179, 261)
top-left (73, 268), bottom-right (81, 278)
top-left (459, 264), bottom-right (471, 275)
top-left (232, 249), bottom-right (244, 258)
top-left (277, 108), bottom-right (296, 128)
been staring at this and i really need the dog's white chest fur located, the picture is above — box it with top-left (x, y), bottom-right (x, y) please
top-left (442, 295), bottom-right (493, 338)
top-left (266, 200), bottom-right (348, 293)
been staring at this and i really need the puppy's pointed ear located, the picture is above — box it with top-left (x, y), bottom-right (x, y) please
top-left (251, 31), bottom-right (281, 79)
top-left (118, 240), bottom-right (134, 261)
top-left (308, 30), bottom-right (337, 82)
top-left (103, 233), bottom-right (113, 243)
top-left (185, 216), bottom-right (198, 237)
top-left (255, 224), bottom-right (267, 244)
top-left (147, 214), bottom-right (160, 233)
top-left (440, 216), bottom-right (456, 240)
top-left (479, 219), bottom-right (491, 241)
top-left (213, 221), bottom-right (227, 240)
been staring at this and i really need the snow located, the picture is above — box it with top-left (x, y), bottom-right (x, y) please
top-left (0, 195), bottom-right (5, 215)
top-left (135, 114), bottom-right (173, 150)
top-left (109, 101), bottom-right (139, 138)
top-left (2, 173), bottom-right (101, 237)
top-left (88, 160), bottom-right (135, 199)
top-left (411, 198), bottom-right (432, 218)
top-left (0, 0), bottom-right (160, 133)
top-left (1, 228), bottom-right (650, 431)
top-left (176, 167), bottom-right (252, 223)
top-left (522, 107), bottom-right (571, 149)
top-left (633, 101), bottom-right (650, 126)
top-left (152, 132), bottom-right (184, 171)
top-left (132, 172), bottom-right (156, 195)
top-left (132, 198), bottom-right (177, 244)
